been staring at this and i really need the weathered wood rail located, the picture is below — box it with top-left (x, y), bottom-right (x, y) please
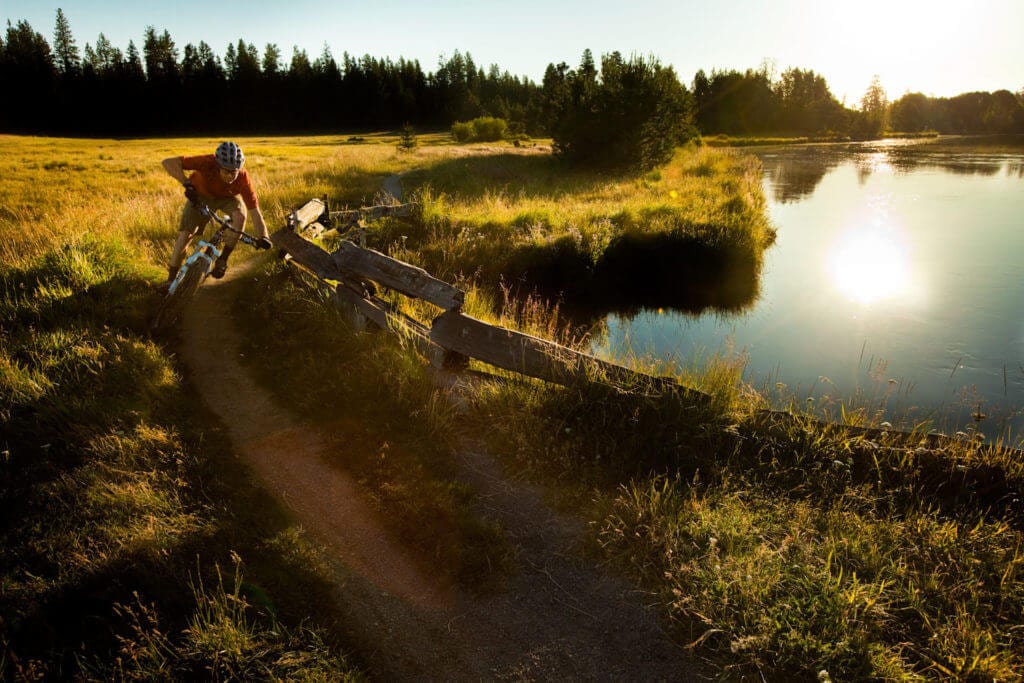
top-left (271, 198), bottom-right (708, 403)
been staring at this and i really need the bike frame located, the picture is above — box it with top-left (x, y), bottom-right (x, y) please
top-left (167, 204), bottom-right (258, 294)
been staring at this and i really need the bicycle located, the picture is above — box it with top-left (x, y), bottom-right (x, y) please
top-left (151, 203), bottom-right (271, 332)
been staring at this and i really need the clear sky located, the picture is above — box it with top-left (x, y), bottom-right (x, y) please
top-left (4, 0), bottom-right (1022, 106)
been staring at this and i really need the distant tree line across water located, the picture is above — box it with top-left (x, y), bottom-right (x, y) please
top-left (2, 11), bottom-right (1023, 139)
top-left (692, 66), bottom-right (1024, 138)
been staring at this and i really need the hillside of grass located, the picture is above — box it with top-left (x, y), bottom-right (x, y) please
top-left (3, 132), bottom-right (1021, 680)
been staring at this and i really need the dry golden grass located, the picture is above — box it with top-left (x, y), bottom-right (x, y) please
top-left (0, 132), bottom-right (481, 267)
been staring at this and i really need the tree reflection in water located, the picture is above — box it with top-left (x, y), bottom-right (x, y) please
top-left (760, 139), bottom-right (1021, 202)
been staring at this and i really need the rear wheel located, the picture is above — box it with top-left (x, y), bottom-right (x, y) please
top-left (151, 265), bottom-right (205, 332)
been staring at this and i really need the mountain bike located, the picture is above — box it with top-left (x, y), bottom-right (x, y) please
top-left (151, 204), bottom-right (270, 332)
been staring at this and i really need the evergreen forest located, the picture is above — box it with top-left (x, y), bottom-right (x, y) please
top-left (2, 11), bottom-right (1023, 139)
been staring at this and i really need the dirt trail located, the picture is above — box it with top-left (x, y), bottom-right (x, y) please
top-left (178, 203), bottom-right (699, 680)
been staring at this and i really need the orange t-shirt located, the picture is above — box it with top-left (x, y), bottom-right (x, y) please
top-left (181, 154), bottom-right (258, 210)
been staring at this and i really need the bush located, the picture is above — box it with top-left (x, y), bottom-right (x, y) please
top-left (548, 51), bottom-right (698, 171)
top-left (450, 116), bottom-right (509, 143)
top-left (451, 121), bottom-right (473, 143)
top-left (471, 116), bottom-right (508, 141)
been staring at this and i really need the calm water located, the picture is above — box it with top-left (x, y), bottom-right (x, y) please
top-left (597, 140), bottom-right (1024, 439)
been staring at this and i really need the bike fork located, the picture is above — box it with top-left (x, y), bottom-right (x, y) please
top-left (169, 245), bottom-right (220, 295)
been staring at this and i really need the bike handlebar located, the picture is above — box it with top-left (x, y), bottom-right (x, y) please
top-left (194, 203), bottom-right (272, 250)
top-left (196, 203), bottom-right (235, 230)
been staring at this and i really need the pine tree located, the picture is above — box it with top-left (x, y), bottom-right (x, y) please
top-left (262, 43), bottom-right (281, 78)
top-left (52, 8), bottom-right (79, 75)
top-left (2, 20), bottom-right (56, 130)
top-left (94, 33), bottom-right (115, 74)
top-left (397, 122), bottom-right (418, 152)
top-left (125, 40), bottom-right (144, 80)
top-left (223, 41), bottom-right (237, 80)
top-left (143, 27), bottom-right (178, 82)
top-left (550, 50), bottom-right (695, 170)
top-left (289, 47), bottom-right (311, 78)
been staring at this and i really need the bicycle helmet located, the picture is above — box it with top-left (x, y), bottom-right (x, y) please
top-left (214, 141), bottom-right (245, 170)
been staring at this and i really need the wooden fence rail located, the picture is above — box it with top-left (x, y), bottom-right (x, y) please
top-left (271, 198), bottom-right (707, 402)
top-left (333, 241), bottom-right (464, 311)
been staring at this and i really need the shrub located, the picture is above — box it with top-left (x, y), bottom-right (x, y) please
top-left (547, 51), bottom-right (698, 171)
top-left (451, 121), bottom-right (473, 143)
top-left (450, 116), bottom-right (509, 143)
top-left (471, 116), bottom-right (508, 141)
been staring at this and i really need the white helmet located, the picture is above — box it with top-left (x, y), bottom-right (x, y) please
top-left (215, 141), bottom-right (245, 170)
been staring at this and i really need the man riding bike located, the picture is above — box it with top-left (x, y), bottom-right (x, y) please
top-left (160, 141), bottom-right (272, 287)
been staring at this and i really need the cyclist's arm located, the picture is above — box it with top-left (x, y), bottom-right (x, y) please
top-left (249, 206), bottom-right (270, 240)
top-left (161, 156), bottom-right (190, 185)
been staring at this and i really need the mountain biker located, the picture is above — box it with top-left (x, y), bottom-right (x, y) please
top-left (160, 141), bottom-right (272, 286)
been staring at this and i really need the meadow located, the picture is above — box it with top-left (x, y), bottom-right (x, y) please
top-left (0, 134), bottom-right (390, 678)
top-left (2, 132), bottom-right (1022, 680)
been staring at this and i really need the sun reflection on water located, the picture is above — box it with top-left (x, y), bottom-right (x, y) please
top-left (829, 222), bottom-right (915, 305)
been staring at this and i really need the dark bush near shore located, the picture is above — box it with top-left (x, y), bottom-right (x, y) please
top-left (547, 51), bottom-right (698, 171)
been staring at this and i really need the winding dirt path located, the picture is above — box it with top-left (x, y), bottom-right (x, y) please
top-left (177, 179), bottom-right (699, 680)
top-left (180, 274), bottom-right (451, 609)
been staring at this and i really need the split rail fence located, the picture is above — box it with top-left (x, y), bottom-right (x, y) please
top-left (270, 198), bottom-right (709, 407)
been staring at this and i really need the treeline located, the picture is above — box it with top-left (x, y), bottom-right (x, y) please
top-left (0, 12), bottom-right (545, 135)
top-left (693, 67), bottom-right (1024, 138)
top-left (2, 10), bottom-right (1023, 139)
top-left (889, 90), bottom-right (1024, 135)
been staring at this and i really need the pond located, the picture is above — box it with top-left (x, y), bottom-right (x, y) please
top-left (595, 138), bottom-right (1024, 441)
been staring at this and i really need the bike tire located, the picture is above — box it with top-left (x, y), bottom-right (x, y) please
top-left (151, 265), bottom-right (205, 332)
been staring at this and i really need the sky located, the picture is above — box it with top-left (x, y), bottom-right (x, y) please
top-left (4, 0), bottom-right (1022, 106)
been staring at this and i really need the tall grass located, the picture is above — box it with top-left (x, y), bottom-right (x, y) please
top-left (457, 343), bottom-right (1024, 679)
top-left (97, 556), bottom-right (358, 681)
top-left (595, 473), bottom-right (1023, 679)
top-left (1, 238), bottom-right (359, 679)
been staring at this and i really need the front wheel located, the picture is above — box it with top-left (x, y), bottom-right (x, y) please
top-left (151, 265), bottom-right (205, 332)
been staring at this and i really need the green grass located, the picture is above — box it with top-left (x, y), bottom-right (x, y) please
top-left (597, 479), bottom-right (1023, 680)
top-left (0, 237), bottom-right (361, 679)
top-left (884, 130), bottom-right (942, 139)
top-left (456, 355), bottom-right (1024, 679)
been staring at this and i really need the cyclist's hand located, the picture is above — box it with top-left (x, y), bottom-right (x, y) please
top-left (183, 181), bottom-right (199, 204)
top-left (257, 236), bottom-right (273, 250)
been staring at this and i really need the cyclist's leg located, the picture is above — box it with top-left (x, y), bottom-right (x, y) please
top-left (168, 201), bottom-right (209, 279)
top-left (210, 196), bottom-right (246, 278)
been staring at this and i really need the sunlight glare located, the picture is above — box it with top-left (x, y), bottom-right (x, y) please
top-left (829, 225), bottom-right (912, 305)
